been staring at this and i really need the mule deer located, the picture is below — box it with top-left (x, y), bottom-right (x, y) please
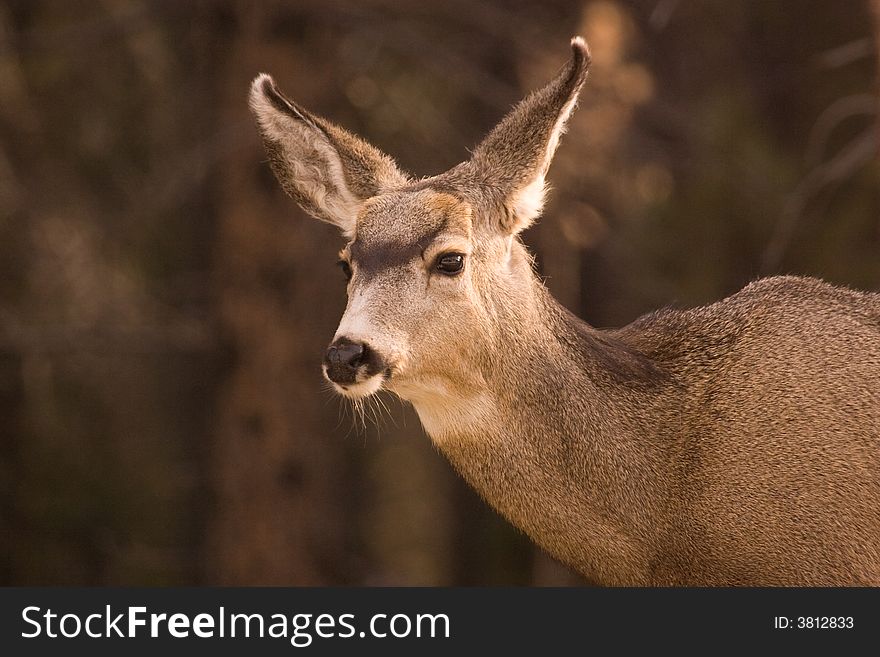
top-left (249, 38), bottom-right (880, 585)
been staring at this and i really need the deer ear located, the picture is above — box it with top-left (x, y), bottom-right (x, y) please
top-left (249, 74), bottom-right (408, 238)
top-left (467, 38), bottom-right (591, 234)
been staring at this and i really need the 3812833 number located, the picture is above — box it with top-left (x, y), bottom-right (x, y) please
top-left (796, 617), bottom-right (854, 629)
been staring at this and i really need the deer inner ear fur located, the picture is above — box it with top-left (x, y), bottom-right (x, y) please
top-left (248, 74), bottom-right (409, 237)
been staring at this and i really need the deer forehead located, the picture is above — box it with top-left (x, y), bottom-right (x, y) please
top-left (347, 189), bottom-right (473, 272)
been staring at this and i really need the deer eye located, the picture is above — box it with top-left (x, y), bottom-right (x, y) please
top-left (337, 259), bottom-right (352, 281)
top-left (435, 253), bottom-right (464, 276)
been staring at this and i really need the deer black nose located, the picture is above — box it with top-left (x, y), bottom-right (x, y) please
top-left (324, 338), bottom-right (367, 385)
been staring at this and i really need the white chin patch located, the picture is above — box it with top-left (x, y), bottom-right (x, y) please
top-left (325, 370), bottom-right (384, 399)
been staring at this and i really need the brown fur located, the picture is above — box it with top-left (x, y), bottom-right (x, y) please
top-left (249, 39), bottom-right (880, 585)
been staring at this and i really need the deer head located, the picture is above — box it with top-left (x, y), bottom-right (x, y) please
top-left (249, 38), bottom-right (591, 424)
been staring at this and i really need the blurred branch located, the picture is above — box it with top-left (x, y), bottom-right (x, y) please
top-left (763, 0), bottom-right (880, 275)
top-left (804, 93), bottom-right (877, 167)
top-left (761, 124), bottom-right (878, 274)
top-left (814, 38), bottom-right (874, 69)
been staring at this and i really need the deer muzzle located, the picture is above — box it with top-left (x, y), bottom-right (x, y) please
top-left (323, 336), bottom-right (388, 394)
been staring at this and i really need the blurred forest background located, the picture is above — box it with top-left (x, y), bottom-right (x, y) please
top-left (1, 0), bottom-right (878, 586)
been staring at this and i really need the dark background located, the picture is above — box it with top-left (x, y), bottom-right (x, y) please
top-left (1, 0), bottom-right (878, 586)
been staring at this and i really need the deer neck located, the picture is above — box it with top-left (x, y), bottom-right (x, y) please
top-left (408, 269), bottom-right (673, 584)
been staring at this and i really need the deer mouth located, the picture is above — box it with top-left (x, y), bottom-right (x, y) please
top-left (324, 364), bottom-right (393, 400)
